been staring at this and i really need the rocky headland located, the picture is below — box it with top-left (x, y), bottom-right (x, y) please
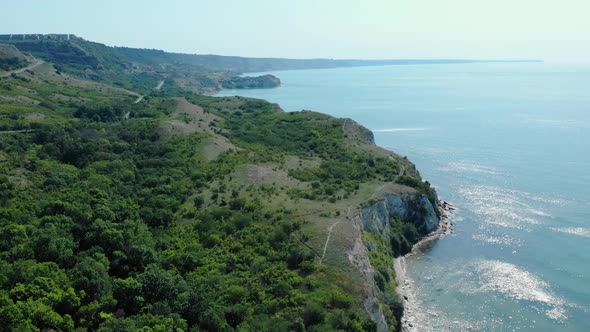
top-left (220, 74), bottom-right (281, 89)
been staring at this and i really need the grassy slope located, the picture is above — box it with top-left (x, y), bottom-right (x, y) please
top-left (0, 44), bottom-right (28, 61)
top-left (0, 43), bottom-right (437, 331)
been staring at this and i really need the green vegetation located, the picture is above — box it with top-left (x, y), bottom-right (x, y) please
top-left (0, 44), bottom-right (30, 72)
top-left (0, 37), bottom-right (438, 331)
top-left (8, 41), bottom-right (98, 70)
top-left (220, 75), bottom-right (281, 89)
top-left (0, 57), bottom-right (29, 71)
top-left (363, 230), bottom-right (404, 326)
top-left (0, 104), bottom-right (378, 331)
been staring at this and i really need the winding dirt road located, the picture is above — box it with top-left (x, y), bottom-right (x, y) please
top-left (0, 58), bottom-right (45, 77)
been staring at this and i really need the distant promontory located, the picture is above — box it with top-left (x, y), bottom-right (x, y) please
top-left (220, 74), bottom-right (281, 89)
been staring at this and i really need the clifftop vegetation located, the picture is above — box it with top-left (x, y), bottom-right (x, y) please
top-left (0, 37), bottom-right (437, 331)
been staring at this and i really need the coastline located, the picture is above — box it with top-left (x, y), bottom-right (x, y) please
top-left (394, 200), bottom-right (455, 332)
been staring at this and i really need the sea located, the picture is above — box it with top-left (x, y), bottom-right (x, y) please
top-left (217, 62), bottom-right (590, 331)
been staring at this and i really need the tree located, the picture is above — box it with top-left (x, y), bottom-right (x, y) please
top-left (72, 254), bottom-right (112, 303)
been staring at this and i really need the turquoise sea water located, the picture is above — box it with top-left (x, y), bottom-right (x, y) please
top-left (217, 63), bottom-right (590, 331)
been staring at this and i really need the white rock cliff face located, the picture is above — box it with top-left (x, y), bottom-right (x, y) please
top-left (361, 194), bottom-right (439, 235)
top-left (347, 193), bottom-right (439, 332)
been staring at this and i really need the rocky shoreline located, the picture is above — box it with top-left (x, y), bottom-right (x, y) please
top-left (394, 200), bottom-right (455, 332)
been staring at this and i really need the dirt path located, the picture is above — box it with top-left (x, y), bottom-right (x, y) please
top-left (0, 58), bottom-right (45, 77)
top-left (133, 95), bottom-right (144, 104)
top-left (369, 184), bottom-right (386, 201)
top-left (319, 181), bottom-right (389, 264)
top-left (133, 80), bottom-right (165, 104)
top-left (318, 205), bottom-right (353, 264)
top-left (319, 220), bottom-right (342, 264)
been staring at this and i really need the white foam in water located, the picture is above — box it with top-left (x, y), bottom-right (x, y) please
top-left (550, 227), bottom-right (590, 238)
top-left (473, 260), bottom-right (567, 321)
top-left (372, 127), bottom-right (430, 132)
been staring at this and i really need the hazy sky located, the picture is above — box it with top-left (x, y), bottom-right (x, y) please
top-left (2, 0), bottom-right (589, 61)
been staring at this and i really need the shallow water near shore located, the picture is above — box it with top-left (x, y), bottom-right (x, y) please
top-left (217, 62), bottom-right (590, 331)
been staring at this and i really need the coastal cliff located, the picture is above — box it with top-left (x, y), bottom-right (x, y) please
top-left (0, 38), bottom-right (441, 329)
top-left (320, 114), bottom-right (443, 331)
top-left (347, 193), bottom-right (441, 332)
top-left (360, 193), bottom-right (439, 236)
